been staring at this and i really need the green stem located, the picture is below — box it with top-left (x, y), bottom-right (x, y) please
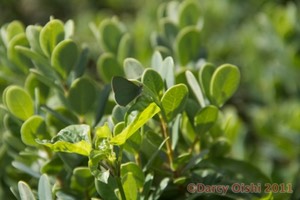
top-left (159, 114), bottom-right (174, 171)
top-left (115, 176), bottom-right (126, 200)
top-left (114, 147), bottom-right (126, 200)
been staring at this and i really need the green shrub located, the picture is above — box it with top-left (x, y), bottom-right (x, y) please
top-left (1, 0), bottom-right (299, 199)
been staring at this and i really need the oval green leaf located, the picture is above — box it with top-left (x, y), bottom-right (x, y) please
top-left (21, 115), bottom-right (48, 146)
top-left (121, 162), bottom-right (145, 188)
top-left (185, 70), bottom-right (205, 107)
top-left (100, 19), bottom-right (123, 54)
top-left (39, 19), bottom-right (65, 57)
top-left (26, 25), bottom-right (43, 54)
top-left (38, 174), bottom-right (52, 200)
top-left (210, 64), bottom-right (240, 107)
top-left (51, 39), bottom-right (78, 79)
top-left (178, 0), bottom-right (200, 28)
top-left (97, 53), bottom-right (124, 83)
top-left (142, 68), bottom-right (164, 98)
top-left (5, 86), bottom-right (34, 121)
top-left (37, 124), bottom-right (92, 156)
top-left (124, 58), bottom-right (144, 79)
top-left (194, 105), bottom-right (219, 134)
top-left (4, 20), bottom-right (24, 46)
top-left (199, 63), bottom-right (215, 102)
top-left (175, 27), bottom-right (202, 65)
top-left (112, 76), bottom-right (142, 107)
top-left (68, 78), bottom-right (96, 115)
top-left (8, 33), bottom-right (32, 74)
top-left (110, 102), bottom-right (160, 145)
top-left (18, 181), bottom-right (35, 200)
top-left (161, 84), bottom-right (188, 122)
top-left (25, 73), bottom-right (50, 104)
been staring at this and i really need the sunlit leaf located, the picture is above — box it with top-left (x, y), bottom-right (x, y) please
top-left (161, 84), bottom-right (188, 121)
top-left (21, 115), bottom-right (49, 146)
top-left (210, 64), bottom-right (240, 107)
top-left (18, 181), bottom-right (35, 200)
top-left (4, 85), bottom-right (34, 120)
top-left (39, 19), bottom-right (65, 57)
top-left (110, 102), bottom-right (160, 145)
top-left (124, 58), bottom-right (144, 79)
top-left (121, 162), bottom-right (145, 188)
top-left (37, 124), bottom-right (92, 156)
top-left (38, 174), bottom-right (52, 200)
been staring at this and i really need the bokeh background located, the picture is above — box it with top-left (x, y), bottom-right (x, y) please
top-left (1, 0), bottom-right (300, 198)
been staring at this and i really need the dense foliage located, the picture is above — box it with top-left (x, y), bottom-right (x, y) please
top-left (0, 0), bottom-right (300, 199)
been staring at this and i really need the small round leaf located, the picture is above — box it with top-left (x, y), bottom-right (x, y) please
top-left (175, 27), bottom-right (202, 65)
top-left (51, 39), bottom-right (78, 79)
top-left (210, 64), bottom-right (240, 107)
top-left (39, 19), bottom-right (65, 57)
top-left (97, 53), bottom-right (123, 83)
top-left (5, 86), bottom-right (34, 120)
top-left (68, 78), bottom-right (96, 115)
top-left (21, 115), bottom-right (48, 146)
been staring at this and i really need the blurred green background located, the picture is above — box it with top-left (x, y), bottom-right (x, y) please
top-left (1, 0), bottom-right (300, 198)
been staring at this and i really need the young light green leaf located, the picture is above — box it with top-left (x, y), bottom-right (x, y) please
top-left (175, 27), bottom-right (202, 65)
top-left (89, 149), bottom-right (115, 183)
top-left (121, 162), bottom-right (145, 188)
top-left (199, 63), bottom-right (215, 102)
top-left (142, 68), bottom-right (164, 98)
top-left (110, 102), bottom-right (160, 145)
top-left (21, 115), bottom-right (48, 146)
top-left (194, 105), bottom-right (219, 134)
top-left (185, 70), bottom-right (206, 107)
top-left (95, 123), bottom-right (112, 139)
top-left (124, 58), bottom-right (144, 79)
top-left (2, 20), bottom-right (24, 46)
top-left (161, 84), bottom-right (188, 122)
top-left (38, 174), bottom-right (52, 200)
top-left (5, 85), bottom-right (34, 121)
top-left (122, 172), bottom-right (139, 200)
top-left (97, 53), bottom-right (123, 83)
top-left (210, 64), bottom-right (240, 107)
top-left (51, 39), bottom-right (78, 79)
top-left (18, 181), bottom-right (36, 200)
top-left (37, 124), bottom-right (92, 156)
top-left (100, 19), bottom-right (123, 54)
top-left (39, 19), bottom-right (65, 57)
top-left (67, 77), bottom-right (96, 115)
